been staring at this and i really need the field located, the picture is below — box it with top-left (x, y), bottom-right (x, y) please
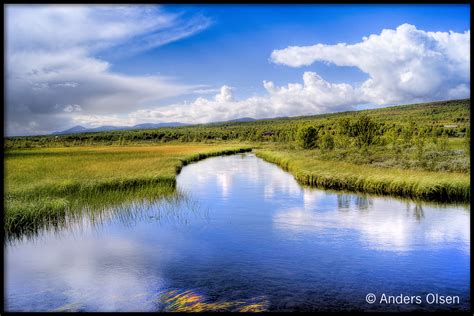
top-left (4, 99), bottom-right (470, 239)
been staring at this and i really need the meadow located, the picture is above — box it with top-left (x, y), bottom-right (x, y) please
top-left (4, 99), bottom-right (470, 238)
top-left (4, 144), bottom-right (252, 240)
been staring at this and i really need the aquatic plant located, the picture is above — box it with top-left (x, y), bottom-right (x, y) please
top-left (158, 289), bottom-right (268, 312)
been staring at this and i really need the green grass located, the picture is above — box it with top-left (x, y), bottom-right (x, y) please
top-left (255, 148), bottom-right (470, 202)
top-left (5, 144), bottom-right (252, 240)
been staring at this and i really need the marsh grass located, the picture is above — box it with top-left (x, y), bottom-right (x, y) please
top-left (5, 144), bottom-right (251, 241)
top-left (256, 149), bottom-right (470, 202)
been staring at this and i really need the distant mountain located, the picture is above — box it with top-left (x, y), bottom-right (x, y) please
top-left (133, 122), bottom-right (189, 129)
top-left (51, 118), bottom-right (268, 135)
top-left (52, 125), bottom-right (88, 135)
top-left (51, 122), bottom-right (189, 135)
top-left (225, 117), bottom-right (256, 123)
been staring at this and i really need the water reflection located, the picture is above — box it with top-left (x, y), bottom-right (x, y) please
top-left (5, 153), bottom-right (470, 312)
top-left (408, 203), bottom-right (425, 221)
top-left (273, 190), bottom-right (469, 253)
top-left (6, 189), bottom-right (206, 246)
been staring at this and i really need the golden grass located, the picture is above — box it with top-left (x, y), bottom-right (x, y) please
top-left (255, 148), bottom-right (470, 202)
top-left (4, 144), bottom-right (252, 240)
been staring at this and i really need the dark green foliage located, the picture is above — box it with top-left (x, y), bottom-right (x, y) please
top-left (296, 125), bottom-right (319, 149)
top-left (320, 133), bottom-right (335, 151)
top-left (351, 114), bottom-right (382, 148)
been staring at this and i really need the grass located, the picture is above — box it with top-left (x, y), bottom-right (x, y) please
top-left (4, 144), bottom-right (252, 240)
top-left (255, 148), bottom-right (470, 202)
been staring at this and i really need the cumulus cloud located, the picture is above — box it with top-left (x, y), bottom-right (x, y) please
top-left (86, 71), bottom-right (360, 126)
top-left (6, 17), bottom-right (470, 135)
top-left (68, 23), bottom-right (470, 130)
top-left (5, 5), bottom-right (211, 135)
top-left (270, 23), bottom-right (470, 105)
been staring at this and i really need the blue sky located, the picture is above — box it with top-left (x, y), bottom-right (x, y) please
top-left (108, 5), bottom-right (470, 100)
top-left (5, 4), bottom-right (470, 135)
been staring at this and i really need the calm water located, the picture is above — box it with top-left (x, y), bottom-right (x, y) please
top-left (5, 153), bottom-right (470, 312)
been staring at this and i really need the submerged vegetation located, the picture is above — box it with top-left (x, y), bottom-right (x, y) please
top-left (158, 289), bottom-right (268, 312)
top-left (3, 99), bottom-right (470, 238)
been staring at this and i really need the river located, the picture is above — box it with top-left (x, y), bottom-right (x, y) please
top-left (5, 153), bottom-right (470, 312)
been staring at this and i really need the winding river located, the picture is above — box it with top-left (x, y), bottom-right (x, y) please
top-left (5, 153), bottom-right (470, 312)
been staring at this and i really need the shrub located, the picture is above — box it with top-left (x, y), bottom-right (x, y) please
top-left (320, 133), bottom-right (335, 151)
top-left (413, 132), bottom-right (426, 160)
top-left (465, 127), bottom-right (470, 155)
top-left (438, 134), bottom-right (449, 152)
top-left (352, 114), bottom-right (381, 148)
top-left (296, 125), bottom-right (319, 149)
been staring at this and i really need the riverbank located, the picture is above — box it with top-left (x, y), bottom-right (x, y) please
top-left (4, 144), bottom-right (252, 239)
top-left (4, 141), bottom-right (470, 239)
top-left (255, 149), bottom-right (470, 202)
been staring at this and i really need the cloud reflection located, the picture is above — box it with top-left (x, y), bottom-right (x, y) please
top-left (6, 236), bottom-right (165, 311)
top-left (273, 191), bottom-right (469, 253)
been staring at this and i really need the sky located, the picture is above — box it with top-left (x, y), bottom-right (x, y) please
top-left (5, 4), bottom-right (470, 136)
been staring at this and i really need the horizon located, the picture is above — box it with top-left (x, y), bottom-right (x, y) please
top-left (5, 4), bottom-right (470, 136)
top-left (10, 97), bottom-right (469, 137)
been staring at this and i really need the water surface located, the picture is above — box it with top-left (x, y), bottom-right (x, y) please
top-left (5, 153), bottom-right (470, 311)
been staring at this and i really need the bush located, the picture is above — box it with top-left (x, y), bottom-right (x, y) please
top-left (352, 114), bottom-right (381, 148)
top-left (320, 133), bottom-right (335, 150)
top-left (438, 134), bottom-right (449, 152)
top-left (465, 127), bottom-right (470, 155)
top-left (296, 125), bottom-right (319, 149)
top-left (413, 132), bottom-right (426, 160)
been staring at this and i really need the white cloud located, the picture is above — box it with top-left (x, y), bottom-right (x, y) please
top-left (270, 23), bottom-right (470, 105)
top-left (273, 190), bottom-right (470, 253)
top-left (192, 87), bottom-right (221, 95)
top-left (102, 71), bottom-right (360, 126)
top-left (6, 18), bottom-right (470, 135)
top-left (72, 114), bottom-right (135, 127)
top-left (70, 23), bottom-right (470, 128)
top-left (214, 85), bottom-right (234, 103)
top-left (64, 104), bottom-right (82, 113)
top-left (5, 5), bottom-right (211, 136)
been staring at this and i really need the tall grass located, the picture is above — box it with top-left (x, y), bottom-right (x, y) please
top-left (256, 149), bottom-right (470, 202)
top-left (5, 144), bottom-right (252, 240)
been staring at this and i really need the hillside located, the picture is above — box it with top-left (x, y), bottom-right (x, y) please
top-left (5, 99), bottom-right (470, 148)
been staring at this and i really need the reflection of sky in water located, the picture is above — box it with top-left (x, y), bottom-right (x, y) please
top-left (5, 153), bottom-right (470, 312)
top-left (274, 191), bottom-right (470, 253)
